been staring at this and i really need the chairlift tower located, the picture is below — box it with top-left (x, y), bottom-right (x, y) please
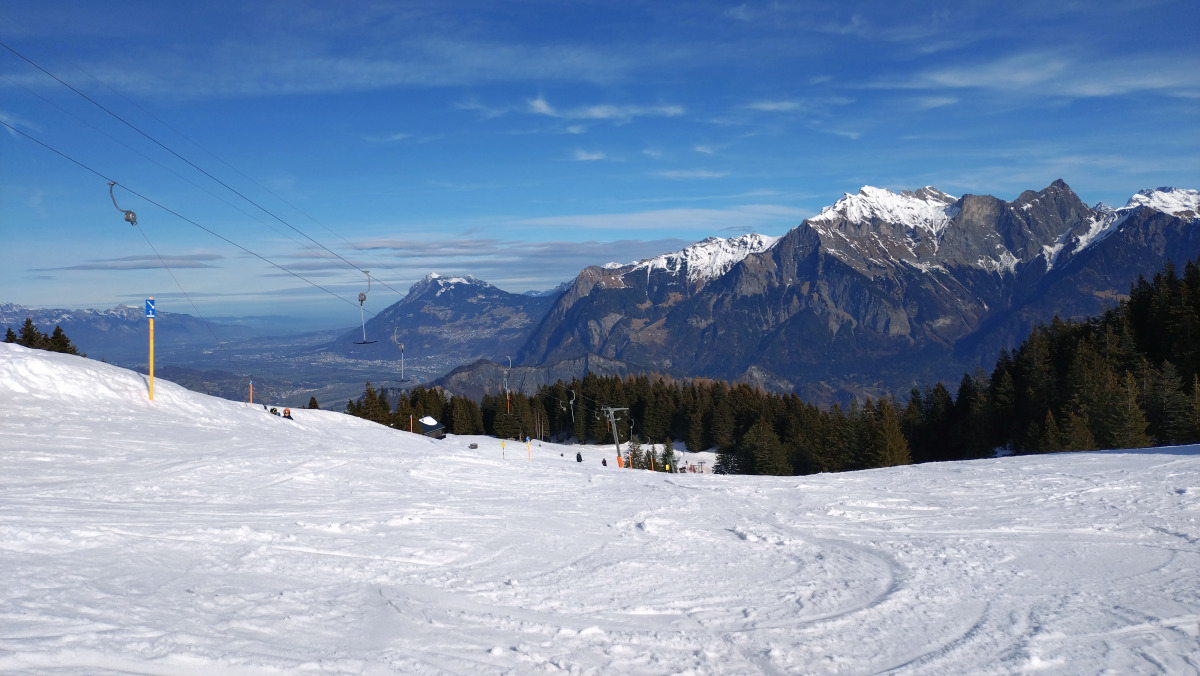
top-left (390, 326), bottom-right (410, 383)
top-left (354, 271), bottom-right (377, 344)
top-left (601, 406), bottom-right (629, 461)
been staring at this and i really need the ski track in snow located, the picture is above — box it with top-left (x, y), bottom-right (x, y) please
top-left (1, 343), bottom-right (1199, 674)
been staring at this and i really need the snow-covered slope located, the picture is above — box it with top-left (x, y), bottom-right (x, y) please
top-left (2, 343), bottom-right (1199, 674)
top-left (611, 233), bottom-right (780, 284)
top-left (810, 186), bottom-right (960, 236)
top-left (1125, 186), bottom-right (1200, 218)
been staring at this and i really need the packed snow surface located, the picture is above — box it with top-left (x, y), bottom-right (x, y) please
top-left (810, 186), bottom-right (960, 236)
top-left (2, 343), bottom-right (1199, 674)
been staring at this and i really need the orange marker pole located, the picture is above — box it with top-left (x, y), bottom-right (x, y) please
top-left (249, 381), bottom-right (254, 406)
top-left (527, 437), bottom-right (531, 462)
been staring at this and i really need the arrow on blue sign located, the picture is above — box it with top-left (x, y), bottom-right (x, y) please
top-left (145, 298), bottom-right (155, 318)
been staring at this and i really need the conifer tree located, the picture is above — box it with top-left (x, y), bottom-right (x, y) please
top-left (1036, 410), bottom-right (1062, 453)
top-left (743, 417), bottom-right (789, 475)
top-left (1192, 375), bottom-right (1200, 441)
top-left (307, 396), bottom-right (320, 410)
top-left (1062, 410), bottom-right (1097, 451)
top-left (862, 399), bottom-right (911, 467)
top-left (4, 327), bottom-right (15, 343)
top-left (17, 318), bottom-right (47, 349)
top-left (46, 326), bottom-right (80, 355)
top-left (686, 410), bottom-right (706, 453)
top-left (1143, 361), bottom-right (1192, 444)
top-left (1104, 372), bottom-right (1152, 449)
top-left (627, 435), bottom-right (644, 469)
top-left (658, 438), bottom-right (677, 472)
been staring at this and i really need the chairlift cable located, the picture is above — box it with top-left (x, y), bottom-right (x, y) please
top-left (49, 57), bottom-right (406, 283)
top-left (0, 72), bottom-right (333, 263)
top-left (0, 120), bottom-right (372, 314)
top-left (0, 40), bottom-right (405, 297)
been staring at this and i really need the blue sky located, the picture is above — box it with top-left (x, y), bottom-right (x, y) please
top-left (2, 1), bottom-right (1197, 329)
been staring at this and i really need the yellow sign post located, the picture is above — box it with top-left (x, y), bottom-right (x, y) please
top-left (145, 297), bottom-right (155, 401)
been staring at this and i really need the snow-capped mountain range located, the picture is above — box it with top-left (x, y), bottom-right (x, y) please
top-left (497, 180), bottom-right (1200, 402)
top-left (9, 181), bottom-right (1196, 404)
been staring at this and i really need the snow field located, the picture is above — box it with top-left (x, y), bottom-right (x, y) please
top-left (1, 342), bottom-right (1199, 674)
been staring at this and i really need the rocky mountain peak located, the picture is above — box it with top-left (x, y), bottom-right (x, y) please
top-left (405, 273), bottom-right (493, 301)
top-left (811, 185), bottom-right (959, 236)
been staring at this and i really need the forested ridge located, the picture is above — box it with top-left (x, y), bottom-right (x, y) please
top-left (347, 257), bottom-right (1200, 475)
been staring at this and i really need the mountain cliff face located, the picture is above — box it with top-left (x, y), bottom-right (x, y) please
top-left (516, 234), bottom-right (778, 368)
top-left (497, 181), bottom-right (1199, 401)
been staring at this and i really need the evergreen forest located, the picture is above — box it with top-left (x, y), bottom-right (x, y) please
top-left (3, 318), bottom-right (82, 356)
top-left (346, 258), bottom-right (1200, 475)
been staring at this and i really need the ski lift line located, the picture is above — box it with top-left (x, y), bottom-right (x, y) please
top-left (0, 120), bottom-right (376, 315)
top-left (0, 72), bottom-right (333, 264)
top-left (0, 40), bottom-right (406, 297)
top-left (38, 51), bottom-right (409, 293)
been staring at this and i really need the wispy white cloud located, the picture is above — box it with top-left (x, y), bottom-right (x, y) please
top-left (658, 170), bottom-right (730, 179)
top-left (509, 204), bottom-right (807, 232)
top-left (455, 98), bottom-right (512, 118)
top-left (529, 95), bottom-right (684, 122)
top-left (694, 145), bottom-right (716, 154)
top-left (574, 150), bottom-right (606, 161)
top-left (528, 95), bottom-right (556, 116)
top-left (877, 50), bottom-right (1200, 100)
top-left (724, 4), bottom-right (753, 22)
top-left (33, 254), bottom-right (225, 272)
top-left (0, 110), bottom-right (41, 135)
top-left (362, 132), bottom-right (410, 143)
top-left (744, 100), bottom-right (802, 112)
top-left (335, 236), bottom-right (699, 291)
top-left (913, 96), bottom-right (959, 110)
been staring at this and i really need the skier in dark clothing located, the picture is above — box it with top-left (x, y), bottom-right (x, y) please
top-left (602, 458), bottom-right (607, 466)
top-left (576, 452), bottom-right (582, 462)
